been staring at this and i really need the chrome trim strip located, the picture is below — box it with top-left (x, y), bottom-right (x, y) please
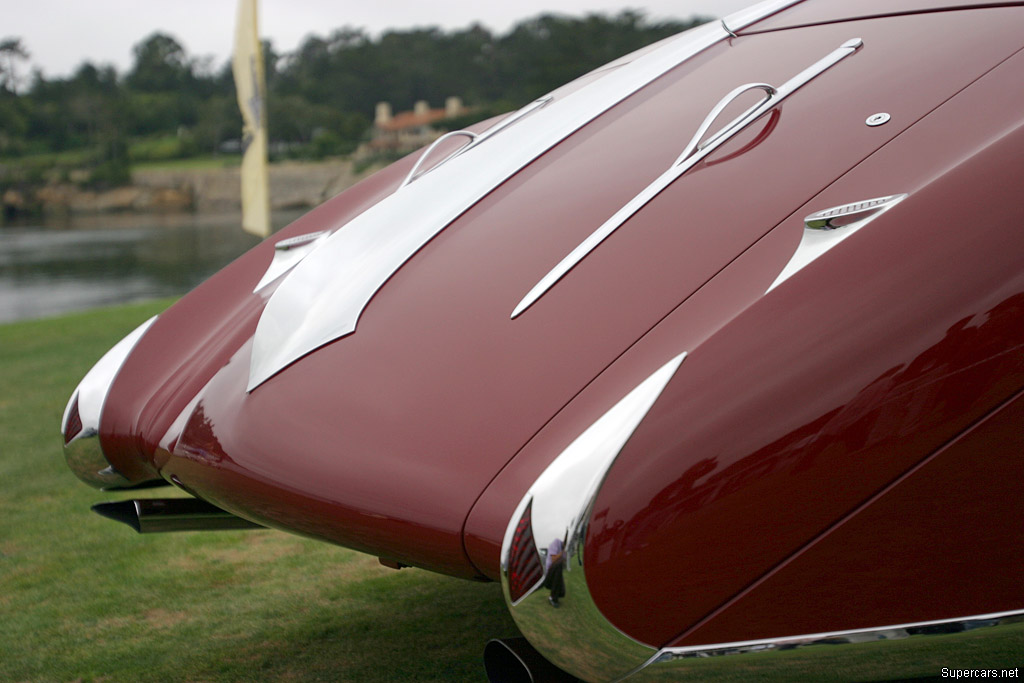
top-left (511, 38), bottom-right (864, 319)
top-left (62, 315), bottom-right (158, 489)
top-left (500, 353), bottom-right (686, 682)
top-left (246, 21), bottom-right (734, 390)
top-left (767, 193), bottom-right (907, 293)
top-left (625, 609), bottom-right (1024, 681)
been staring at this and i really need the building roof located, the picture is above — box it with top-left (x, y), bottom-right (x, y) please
top-left (376, 108), bottom-right (449, 132)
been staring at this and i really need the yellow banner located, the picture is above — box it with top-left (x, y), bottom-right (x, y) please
top-left (233, 0), bottom-right (270, 237)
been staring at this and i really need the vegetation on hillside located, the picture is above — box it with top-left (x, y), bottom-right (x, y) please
top-left (0, 11), bottom-right (707, 188)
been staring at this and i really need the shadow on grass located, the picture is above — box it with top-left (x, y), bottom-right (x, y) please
top-left (180, 565), bottom-right (518, 682)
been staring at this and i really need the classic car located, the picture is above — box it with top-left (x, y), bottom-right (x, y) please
top-left (61, 0), bottom-right (1024, 680)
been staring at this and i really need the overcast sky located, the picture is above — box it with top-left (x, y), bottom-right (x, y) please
top-left (7, 0), bottom-right (756, 79)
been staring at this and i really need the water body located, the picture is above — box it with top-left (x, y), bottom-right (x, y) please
top-left (0, 211), bottom-right (304, 324)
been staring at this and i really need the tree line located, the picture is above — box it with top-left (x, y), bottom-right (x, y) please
top-left (0, 11), bottom-right (707, 184)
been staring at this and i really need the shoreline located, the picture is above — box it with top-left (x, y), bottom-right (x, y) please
top-left (2, 158), bottom-right (379, 220)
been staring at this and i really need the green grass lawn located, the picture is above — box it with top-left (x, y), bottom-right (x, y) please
top-left (0, 300), bottom-right (517, 682)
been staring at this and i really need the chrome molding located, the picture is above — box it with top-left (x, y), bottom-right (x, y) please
top-left (624, 609), bottom-right (1024, 681)
top-left (500, 353), bottom-right (686, 682)
top-left (246, 19), bottom-right (740, 390)
top-left (62, 315), bottom-right (158, 489)
top-left (253, 230), bottom-right (331, 293)
top-left (767, 193), bottom-right (907, 293)
top-left (512, 37), bottom-right (864, 319)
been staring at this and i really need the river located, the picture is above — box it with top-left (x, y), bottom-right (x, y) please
top-left (0, 210), bottom-right (305, 324)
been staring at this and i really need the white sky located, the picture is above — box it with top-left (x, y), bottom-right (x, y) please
top-left (5, 0), bottom-right (756, 79)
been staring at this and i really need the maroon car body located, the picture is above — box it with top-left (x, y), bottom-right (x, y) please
top-left (62, 1), bottom-right (1024, 680)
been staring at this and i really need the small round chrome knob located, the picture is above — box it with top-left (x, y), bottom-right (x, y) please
top-left (866, 112), bottom-right (891, 127)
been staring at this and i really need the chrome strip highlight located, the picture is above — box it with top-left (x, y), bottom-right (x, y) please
top-left (247, 19), bottom-right (731, 390)
top-left (500, 353), bottom-right (686, 682)
top-left (767, 193), bottom-right (907, 293)
top-left (626, 609), bottom-right (1024, 681)
top-left (512, 38), bottom-right (864, 319)
top-left (62, 315), bottom-right (158, 489)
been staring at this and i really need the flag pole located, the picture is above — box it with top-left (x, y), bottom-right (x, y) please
top-left (233, 0), bottom-right (271, 237)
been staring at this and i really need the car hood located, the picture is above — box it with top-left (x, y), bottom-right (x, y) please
top-left (97, 6), bottom-right (1024, 578)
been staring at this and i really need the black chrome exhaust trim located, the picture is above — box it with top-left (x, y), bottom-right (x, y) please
top-left (92, 498), bottom-right (265, 533)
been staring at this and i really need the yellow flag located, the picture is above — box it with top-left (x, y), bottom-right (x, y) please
top-left (233, 0), bottom-right (271, 237)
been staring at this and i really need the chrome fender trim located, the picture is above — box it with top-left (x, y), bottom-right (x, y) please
top-left (625, 609), bottom-right (1024, 681)
top-left (61, 315), bottom-right (157, 489)
top-left (246, 20), bottom-right (732, 390)
top-left (500, 352), bottom-right (686, 682)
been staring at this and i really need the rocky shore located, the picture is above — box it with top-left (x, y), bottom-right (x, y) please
top-left (2, 159), bottom-right (376, 219)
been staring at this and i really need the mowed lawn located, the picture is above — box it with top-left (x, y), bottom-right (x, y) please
top-left (0, 299), bottom-right (518, 682)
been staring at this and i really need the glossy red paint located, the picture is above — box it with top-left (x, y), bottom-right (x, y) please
top-left (584, 39), bottom-right (1024, 646)
top-left (672, 386), bottom-right (1024, 647)
top-left (744, 0), bottom-right (1024, 33)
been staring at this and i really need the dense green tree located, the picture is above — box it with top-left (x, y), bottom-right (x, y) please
top-left (0, 11), bottom-right (709, 164)
top-left (0, 37), bottom-right (30, 94)
top-left (126, 33), bottom-right (195, 92)
top-left (193, 94), bottom-right (241, 154)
